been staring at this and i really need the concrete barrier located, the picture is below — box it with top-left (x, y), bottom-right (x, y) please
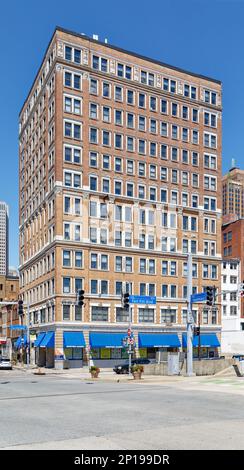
top-left (144, 358), bottom-right (235, 376)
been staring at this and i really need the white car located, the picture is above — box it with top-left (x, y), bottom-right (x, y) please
top-left (0, 358), bottom-right (12, 370)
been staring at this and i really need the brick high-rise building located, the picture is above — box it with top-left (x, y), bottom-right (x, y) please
top-left (0, 202), bottom-right (9, 276)
top-left (19, 27), bottom-right (222, 368)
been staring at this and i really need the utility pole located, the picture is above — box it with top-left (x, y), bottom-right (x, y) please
top-left (198, 310), bottom-right (201, 361)
top-left (128, 308), bottom-right (132, 378)
top-left (186, 253), bottom-right (194, 376)
top-left (26, 303), bottom-right (30, 368)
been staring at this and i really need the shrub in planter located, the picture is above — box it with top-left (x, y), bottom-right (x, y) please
top-left (131, 364), bottom-right (144, 379)
top-left (89, 366), bottom-right (100, 378)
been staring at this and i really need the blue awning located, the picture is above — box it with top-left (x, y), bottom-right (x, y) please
top-left (139, 333), bottom-right (181, 348)
top-left (14, 337), bottom-right (22, 348)
top-left (89, 332), bottom-right (127, 348)
top-left (15, 335), bottom-right (28, 349)
top-left (34, 332), bottom-right (46, 348)
top-left (63, 331), bottom-right (86, 348)
top-left (182, 333), bottom-right (220, 348)
top-left (39, 332), bottom-right (55, 348)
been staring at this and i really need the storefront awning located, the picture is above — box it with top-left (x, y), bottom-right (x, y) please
top-left (89, 332), bottom-right (127, 348)
top-left (15, 335), bottom-right (28, 349)
top-left (182, 333), bottom-right (220, 348)
top-left (139, 333), bottom-right (181, 348)
top-left (39, 332), bottom-right (55, 348)
top-left (34, 332), bottom-right (46, 348)
top-left (63, 331), bottom-right (86, 348)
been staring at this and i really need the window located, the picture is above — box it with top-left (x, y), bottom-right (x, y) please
top-left (75, 251), bottom-right (82, 268)
top-left (138, 93), bottom-right (146, 108)
top-left (63, 304), bottom-right (70, 320)
top-left (64, 121), bottom-right (81, 140)
top-left (102, 82), bottom-right (110, 98)
top-left (91, 306), bottom-right (108, 322)
top-left (116, 307), bottom-right (130, 322)
top-left (89, 127), bottom-right (98, 144)
top-left (115, 86), bottom-right (122, 101)
top-left (204, 90), bottom-right (217, 105)
top-left (139, 116), bottom-right (146, 131)
top-left (63, 277), bottom-right (71, 294)
top-left (63, 250), bottom-right (71, 267)
top-left (64, 71), bottom-right (81, 90)
top-left (127, 90), bottom-right (134, 105)
top-left (161, 308), bottom-right (177, 323)
top-left (64, 145), bottom-right (81, 164)
top-left (89, 176), bottom-right (98, 191)
top-left (139, 308), bottom-right (155, 323)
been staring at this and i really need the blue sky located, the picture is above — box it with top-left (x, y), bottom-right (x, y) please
top-left (0, 0), bottom-right (243, 267)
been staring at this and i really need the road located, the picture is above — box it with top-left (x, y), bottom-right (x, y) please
top-left (1, 370), bottom-right (244, 450)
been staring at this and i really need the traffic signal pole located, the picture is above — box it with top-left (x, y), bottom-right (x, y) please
top-left (186, 253), bottom-right (194, 376)
top-left (26, 303), bottom-right (30, 368)
top-left (128, 307), bottom-right (132, 378)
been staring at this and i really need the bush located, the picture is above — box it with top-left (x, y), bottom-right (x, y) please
top-left (89, 366), bottom-right (100, 373)
top-left (131, 364), bottom-right (144, 373)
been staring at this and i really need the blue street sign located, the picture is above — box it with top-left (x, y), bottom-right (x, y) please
top-left (191, 292), bottom-right (207, 303)
top-left (9, 325), bottom-right (27, 330)
top-left (129, 295), bottom-right (156, 305)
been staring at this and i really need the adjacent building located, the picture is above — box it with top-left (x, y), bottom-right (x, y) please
top-left (222, 163), bottom-right (244, 225)
top-left (0, 268), bottom-right (19, 356)
top-left (19, 27), bottom-right (222, 368)
top-left (221, 259), bottom-right (244, 353)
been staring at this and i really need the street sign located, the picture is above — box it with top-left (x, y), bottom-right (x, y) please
top-left (191, 292), bottom-right (207, 303)
top-left (9, 325), bottom-right (27, 330)
top-left (129, 295), bottom-right (156, 305)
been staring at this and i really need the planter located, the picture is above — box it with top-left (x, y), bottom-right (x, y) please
top-left (132, 371), bottom-right (142, 380)
top-left (90, 371), bottom-right (99, 378)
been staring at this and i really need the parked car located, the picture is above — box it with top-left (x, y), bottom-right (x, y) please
top-left (0, 358), bottom-right (12, 370)
top-left (232, 354), bottom-right (244, 361)
top-left (113, 358), bottom-right (151, 374)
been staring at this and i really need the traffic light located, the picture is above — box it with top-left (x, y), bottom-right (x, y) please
top-left (77, 289), bottom-right (85, 307)
top-left (18, 299), bottom-right (24, 316)
top-left (194, 326), bottom-right (200, 336)
top-left (206, 286), bottom-right (214, 306)
top-left (122, 292), bottom-right (130, 310)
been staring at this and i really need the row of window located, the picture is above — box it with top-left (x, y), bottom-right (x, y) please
top-left (30, 303), bottom-right (217, 325)
top-left (64, 45), bottom-right (218, 107)
top-left (87, 126), bottom-right (217, 149)
top-left (63, 222), bottom-right (217, 253)
top-left (64, 199), bottom-right (217, 234)
top-left (84, 253), bottom-right (219, 278)
top-left (87, 151), bottom-right (218, 172)
top-left (63, 171), bottom-right (218, 209)
top-left (62, 252), bottom-right (217, 278)
top-left (87, 101), bottom-right (217, 128)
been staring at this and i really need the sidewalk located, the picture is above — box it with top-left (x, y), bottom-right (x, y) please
top-left (12, 364), bottom-right (196, 384)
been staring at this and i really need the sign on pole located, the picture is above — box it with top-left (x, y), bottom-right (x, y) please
top-left (129, 295), bottom-right (156, 305)
top-left (191, 292), bottom-right (207, 303)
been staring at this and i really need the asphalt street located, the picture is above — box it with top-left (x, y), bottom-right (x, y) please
top-left (1, 370), bottom-right (244, 450)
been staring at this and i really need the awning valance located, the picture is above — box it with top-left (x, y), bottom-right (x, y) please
top-left (63, 331), bottom-right (86, 348)
top-left (89, 332), bottom-right (127, 348)
top-left (139, 333), bottom-right (181, 348)
top-left (39, 332), bottom-right (55, 348)
top-left (182, 333), bottom-right (220, 348)
top-left (34, 332), bottom-right (46, 348)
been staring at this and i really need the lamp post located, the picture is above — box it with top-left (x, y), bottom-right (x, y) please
top-left (186, 253), bottom-right (194, 376)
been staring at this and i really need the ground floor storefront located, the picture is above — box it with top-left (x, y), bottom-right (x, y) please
top-left (21, 327), bottom-right (221, 369)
